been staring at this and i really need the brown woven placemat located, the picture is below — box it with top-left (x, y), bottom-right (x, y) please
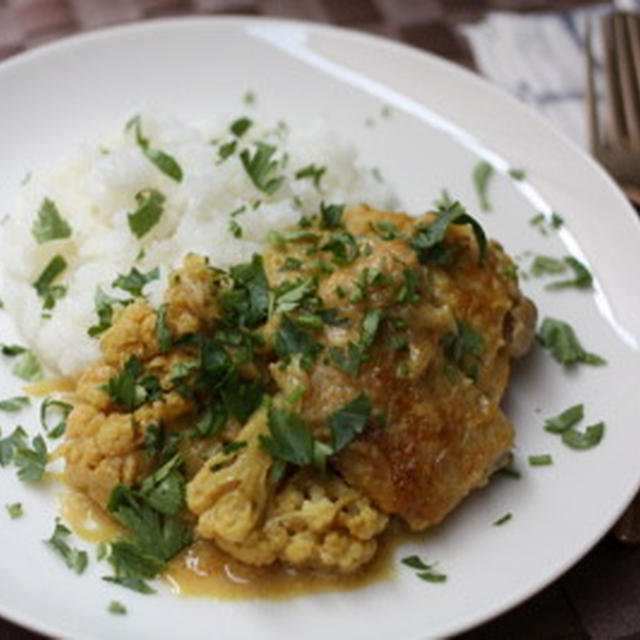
top-left (1, 2), bottom-right (634, 640)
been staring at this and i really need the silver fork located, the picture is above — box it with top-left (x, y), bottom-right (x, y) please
top-left (585, 11), bottom-right (640, 207)
top-left (586, 11), bottom-right (640, 542)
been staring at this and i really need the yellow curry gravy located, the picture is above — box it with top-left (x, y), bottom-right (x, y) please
top-left (60, 490), bottom-right (399, 600)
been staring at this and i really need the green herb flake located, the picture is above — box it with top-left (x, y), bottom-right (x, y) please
top-left (537, 317), bottom-right (606, 366)
top-left (0, 396), bottom-right (30, 412)
top-left (218, 139), bottom-right (237, 162)
top-left (33, 254), bottom-right (67, 310)
top-left (45, 521), bottom-right (88, 574)
top-left (295, 164), bottom-right (326, 189)
top-left (40, 397), bottom-right (73, 439)
top-left (243, 90), bottom-right (256, 106)
top-left (508, 168), bottom-right (526, 180)
top-left (31, 198), bottom-right (72, 244)
top-left (320, 202), bottom-right (345, 229)
top-left (410, 199), bottom-right (486, 265)
top-left (14, 434), bottom-right (48, 481)
top-left (6, 502), bottom-right (23, 519)
top-left (88, 287), bottom-right (129, 338)
top-left (562, 422), bottom-right (605, 450)
top-left (259, 407), bottom-right (314, 466)
top-left (108, 601), bottom-right (127, 615)
top-left (328, 392), bottom-right (371, 453)
top-left (222, 441), bottom-right (248, 455)
top-left (113, 267), bottom-right (160, 297)
top-left (544, 404), bottom-right (584, 434)
top-left (402, 555), bottom-right (447, 583)
top-left (274, 315), bottom-right (323, 370)
top-left (228, 219), bottom-right (243, 239)
top-left (418, 570), bottom-right (447, 583)
top-left (546, 257), bottom-right (593, 290)
top-left (361, 309), bottom-right (382, 350)
top-left (530, 255), bottom-right (566, 276)
top-left (127, 189), bottom-right (165, 239)
top-left (528, 454), bottom-right (553, 466)
top-left (126, 115), bottom-right (183, 182)
top-left (230, 117), bottom-right (253, 137)
top-left (139, 453), bottom-right (185, 516)
top-left (321, 230), bottom-right (359, 265)
top-left (473, 160), bottom-right (494, 211)
top-left (240, 143), bottom-right (285, 194)
top-left (493, 512), bottom-right (512, 526)
top-left (155, 304), bottom-right (172, 353)
top-left (328, 342), bottom-right (363, 378)
top-left (12, 350), bottom-right (43, 382)
top-left (0, 426), bottom-right (27, 466)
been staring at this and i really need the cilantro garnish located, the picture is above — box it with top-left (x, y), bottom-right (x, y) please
top-left (493, 513), bottom-right (512, 526)
top-left (274, 315), bottom-right (323, 370)
top-left (320, 202), bottom-right (345, 229)
top-left (361, 309), bottom-right (382, 349)
top-left (31, 198), bottom-right (72, 244)
top-left (410, 199), bottom-right (486, 265)
top-left (221, 254), bottom-right (270, 328)
top-left (0, 396), bottom-right (30, 412)
top-left (33, 254), bottom-right (67, 310)
top-left (88, 287), bottom-right (130, 337)
top-left (528, 454), bottom-right (553, 466)
top-left (126, 115), bottom-right (183, 182)
top-left (530, 255), bottom-right (566, 276)
top-left (113, 266), bottom-right (160, 297)
top-left (14, 434), bottom-right (48, 481)
top-left (108, 601), bottom-right (127, 615)
top-left (139, 453), bottom-right (185, 516)
top-left (441, 320), bottom-right (485, 377)
top-left (371, 220), bottom-right (404, 241)
top-left (155, 303), bottom-right (172, 353)
top-left (103, 356), bottom-right (163, 410)
top-left (221, 379), bottom-right (263, 424)
top-left (546, 257), bottom-right (592, 290)
top-left (230, 117), bottom-right (253, 137)
top-left (239, 143), bottom-right (285, 194)
top-left (561, 422), bottom-right (605, 450)
top-left (328, 342), bottom-right (363, 377)
top-left (269, 277), bottom-right (317, 317)
top-left (328, 392), bottom-right (371, 453)
top-left (228, 219), bottom-right (243, 238)
top-left (259, 407), bottom-right (314, 466)
top-left (395, 269), bottom-right (420, 304)
top-left (45, 521), bottom-right (88, 574)
top-left (6, 502), bottom-right (23, 519)
top-left (473, 160), bottom-right (494, 211)
top-left (295, 164), bottom-right (326, 189)
top-left (103, 576), bottom-right (156, 594)
top-left (218, 140), bottom-right (237, 162)
top-left (40, 397), bottom-right (73, 439)
top-left (222, 441), bottom-right (248, 455)
top-left (12, 350), bottom-right (42, 382)
top-left (321, 230), bottom-right (359, 265)
top-left (537, 317), bottom-right (606, 366)
top-left (401, 555), bottom-right (447, 583)
top-left (544, 404), bottom-right (584, 434)
top-left (0, 426), bottom-right (27, 466)
top-left (127, 189), bottom-right (165, 239)
top-left (508, 168), bottom-right (526, 180)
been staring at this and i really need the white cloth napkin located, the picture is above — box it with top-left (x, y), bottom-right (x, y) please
top-left (460, 1), bottom-right (640, 148)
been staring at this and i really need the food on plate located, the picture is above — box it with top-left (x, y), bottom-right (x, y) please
top-left (56, 201), bottom-right (536, 579)
top-left (0, 111), bottom-right (536, 590)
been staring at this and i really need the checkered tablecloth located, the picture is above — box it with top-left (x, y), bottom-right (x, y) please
top-left (1, 1), bottom-right (639, 639)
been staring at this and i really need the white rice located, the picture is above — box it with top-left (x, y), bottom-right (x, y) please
top-left (0, 111), bottom-right (395, 377)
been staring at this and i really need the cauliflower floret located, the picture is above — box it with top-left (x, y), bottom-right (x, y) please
top-left (215, 470), bottom-right (389, 573)
top-left (165, 253), bottom-right (221, 336)
top-left (186, 406), bottom-right (273, 543)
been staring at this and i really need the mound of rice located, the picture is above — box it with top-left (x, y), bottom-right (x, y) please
top-left (0, 111), bottom-right (395, 377)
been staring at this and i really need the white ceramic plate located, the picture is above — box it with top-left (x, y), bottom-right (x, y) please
top-left (1, 17), bottom-right (640, 640)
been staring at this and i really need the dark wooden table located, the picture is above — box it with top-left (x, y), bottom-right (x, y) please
top-left (1, 1), bottom-right (638, 639)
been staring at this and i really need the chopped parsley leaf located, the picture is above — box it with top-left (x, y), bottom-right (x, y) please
top-left (0, 426), bottom-right (28, 466)
top-left (295, 164), bottom-right (326, 189)
top-left (562, 422), bottom-right (605, 450)
top-left (0, 396), bottom-right (30, 412)
top-left (240, 143), bottom-right (285, 194)
top-left (103, 576), bottom-right (156, 594)
top-left (361, 309), bottom-right (382, 350)
top-left (396, 269), bottom-right (420, 304)
top-left (328, 342), bottom-right (363, 377)
top-left (33, 254), bottom-right (67, 310)
top-left (260, 407), bottom-right (314, 466)
top-left (410, 199), bottom-right (486, 265)
top-left (493, 513), bottom-right (512, 526)
top-left (14, 434), bottom-right (48, 481)
top-left (113, 266), bottom-right (160, 297)
top-left (546, 257), bottom-right (592, 290)
top-left (544, 404), bottom-right (584, 434)
top-left (222, 441), bottom-right (248, 455)
top-left (328, 392), bottom-right (371, 453)
top-left (12, 349), bottom-right (42, 382)
top-left (88, 287), bottom-right (130, 337)
top-left (126, 115), bottom-right (183, 182)
top-left (537, 317), bottom-right (606, 366)
top-left (401, 555), bottom-right (447, 583)
top-left (320, 202), bottom-right (345, 229)
top-left (508, 168), bottom-right (526, 180)
top-left (274, 315), bottom-right (323, 370)
top-left (218, 139), bottom-right (237, 161)
top-left (102, 355), bottom-right (162, 410)
top-left (221, 254), bottom-right (270, 328)
top-left (108, 601), bottom-right (127, 615)
top-left (139, 453), bottom-right (185, 516)
top-left (228, 219), bottom-right (243, 238)
top-left (473, 160), bottom-right (494, 211)
top-left (321, 230), bottom-right (359, 265)
top-left (44, 521), bottom-right (88, 574)
top-left (371, 220), bottom-right (404, 240)
top-left (269, 277), bottom-right (317, 317)
top-left (528, 454), bottom-right (553, 466)
top-left (230, 117), bottom-right (253, 137)
top-left (31, 198), bottom-right (72, 244)
top-left (6, 502), bottom-right (23, 519)
top-left (530, 255), bottom-right (566, 276)
top-left (40, 397), bottom-right (73, 439)
top-left (127, 189), bottom-right (165, 239)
